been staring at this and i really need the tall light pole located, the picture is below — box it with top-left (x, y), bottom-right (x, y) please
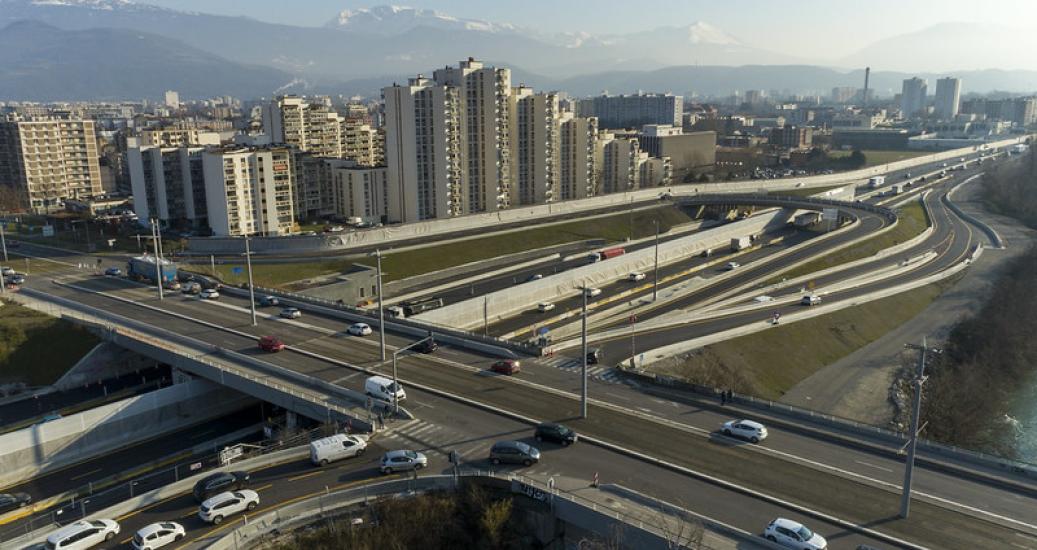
top-left (652, 219), bottom-right (660, 301)
top-left (391, 336), bottom-right (433, 415)
top-left (0, 219), bottom-right (8, 262)
top-left (150, 220), bottom-right (163, 300)
top-left (580, 288), bottom-right (588, 419)
top-left (900, 337), bottom-right (929, 519)
top-left (629, 314), bottom-right (637, 369)
top-left (244, 236), bottom-right (257, 326)
top-left (376, 249), bottom-right (386, 362)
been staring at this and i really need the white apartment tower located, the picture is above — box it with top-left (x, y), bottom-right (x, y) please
top-left (601, 137), bottom-right (645, 194)
top-left (164, 90), bottom-right (180, 109)
top-left (202, 146), bottom-right (296, 236)
top-left (431, 58), bottom-right (514, 214)
top-left (128, 146), bottom-right (208, 228)
top-left (263, 96), bottom-right (344, 158)
top-left (0, 115), bottom-right (104, 213)
top-left (382, 76), bottom-right (461, 223)
top-left (341, 118), bottom-right (384, 167)
top-left (510, 87), bottom-right (561, 205)
top-left (559, 113), bottom-right (598, 200)
top-left (329, 162), bottom-right (388, 222)
top-left (900, 78), bottom-right (928, 118)
top-left (934, 78), bottom-right (962, 120)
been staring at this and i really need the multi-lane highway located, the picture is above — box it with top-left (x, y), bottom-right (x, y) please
top-left (14, 263), bottom-right (1036, 548)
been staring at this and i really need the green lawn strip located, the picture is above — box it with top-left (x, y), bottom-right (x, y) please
top-left (357, 206), bottom-right (695, 283)
top-left (654, 281), bottom-right (951, 399)
top-left (0, 302), bottom-right (100, 386)
top-left (208, 259), bottom-right (357, 288)
top-left (767, 200), bottom-right (930, 285)
top-left (828, 149), bottom-right (930, 167)
top-left (778, 184), bottom-right (851, 198)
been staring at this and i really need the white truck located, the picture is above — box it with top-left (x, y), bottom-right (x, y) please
top-left (867, 176), bottom-right (885, 189)
top-left (730, 236), bottom-right (752, 251)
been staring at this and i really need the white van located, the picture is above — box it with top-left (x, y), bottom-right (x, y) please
top-left (46, 519), bottom-right (120, 550)
top-left (310, 433), bottom-right (368, 466)
top-left (365, 375), bottom-right (406, 402)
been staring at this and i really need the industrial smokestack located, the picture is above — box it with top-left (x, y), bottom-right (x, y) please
top-left (863, 67), bottom-right (871, 107)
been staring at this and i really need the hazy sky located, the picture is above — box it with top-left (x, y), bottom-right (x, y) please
top-left (150, 0), bottom-right (1037, 59)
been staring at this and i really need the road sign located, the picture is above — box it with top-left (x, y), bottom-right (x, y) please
top-left (232, 267), bottom-right (243, 275)
top-left (41, 225), bottom-right (54, 237)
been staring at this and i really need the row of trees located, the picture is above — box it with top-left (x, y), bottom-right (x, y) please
top-left (919, 147), bottom-right (1037, 456)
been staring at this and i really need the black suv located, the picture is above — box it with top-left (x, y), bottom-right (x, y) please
top-left (416, 338), bottom-right (439, 354)
top-left (534, 422), bottom-right (578, 446)
top-left (192, 471), bottom-right (250, 502)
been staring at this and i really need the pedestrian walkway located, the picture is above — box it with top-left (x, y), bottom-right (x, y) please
top-left (540, 356), bottom-right (624, 384)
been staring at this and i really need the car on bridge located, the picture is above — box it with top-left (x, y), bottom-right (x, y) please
top-left (45, 519), bottom-right (120, 549)
top-left (583, 287), bottom-right (602, 297)
top-left (489, 440), bottom-right (540, 467)
top-left (763, 518), bottom-right (827, 550)
top-left (721, 419), bottom-right (768, 444)
top-left (280, 307), bottom-right (302, 319)
top-left (415, 338), bottom-right (439, 353)
top-left (0, 492), bottom-right (30, 514)
top-left (800, 295), bottom-right (822, 306)
top-left (534, 422), bottom-right (577, 446)
top-left (724, 261), bottom-right (741, 271)
top-left (628, 271), bottom-right (646, 282)
top-left (537, 302), bottom-right (556, 313)
top-left (192, 471), bottom-right (250, 502)
top-left (131, 521), bottom-right (185, 550)
top-left (379, 450), bottom-right (427, 474)
top-left (181, 282), bottom-right (202, 295)
top-left (491, 359), bottom-right (521, 375)
top-left (347, 322), bottom-right (373, 336)
top-left (198, 490), bottom-right (259, 525)
top-left (104, 267), bottom-right (123, 277)
top-left (199, 288), bottom-right (220, 300)
top-left (258, 336), bottom-right (285, 352)
top-left (526, 273), bottom-right (544, 282)
top-left (259, 295), bottom-right (279, 307)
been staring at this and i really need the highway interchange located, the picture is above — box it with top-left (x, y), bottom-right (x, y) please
top-left (4, 150), bottom-right (1035, 549)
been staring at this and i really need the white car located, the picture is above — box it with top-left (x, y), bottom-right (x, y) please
top-left (279, 307), bottom-right (302, 319)
top-left (46, 519), bottom-right (120, 550)
top-left (628, 271), bottom-right (646, 282)
top-left (800, 294), bottom-right (822, 306)
top-left (721, 419), bottom-right (768, 443)
top-left (131, 522), bottom-right (185, 550)
top-left (725, 262), bottom-right (741, 271)
top-left (198, 490), bottom-right (259, 525)
top-left (347, 322), bottom-right (373, 336)
top-left (583, 287), bottom-right (602, 297)
top-left (379, 450), bottom-right (428, 474)
top-left (753, 295), bottom-right (774, 303)
top-left (537, 302), bottom-right (555, 313)
top-left (763, 518), bottom-right (827, 550)
top-left (0, 267), bottom-right (13, 276)
top-left (199, 288), bottom-right (220, 300)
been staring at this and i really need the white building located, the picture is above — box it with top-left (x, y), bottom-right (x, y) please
top-left (262, 96), bottom-right (344, 158)
top-left (559, 113), bottom-right (598, 200)
top-left (202, 146), bottom-right (296, 236)
top-left (127, 146), bottom-right (207, 229)
top-left (329, 161), bottom-right (388, 222)
top-left (934, 77), bottom-right (962, 120)
top-left (341, 119), bottom-right (384, 167)
top-left (900, 78), bottom-right (927, 118)
top-left (510, 87), bottom-right (560, 205)
top-left (601, 137), bottom-right (644, 194)
top-left (164, 90), bottom-right (180, 109)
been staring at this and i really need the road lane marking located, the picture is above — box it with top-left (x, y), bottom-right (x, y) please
top-left (854, 460), bottom-right (893, 473)
top-left (69, 468), bottom-right (102, 481)
top-left (253, 483), bottom-right (273, 492)
top-left (288, 471), bottom-right (323, 482)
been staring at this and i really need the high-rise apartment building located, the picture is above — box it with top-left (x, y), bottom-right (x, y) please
top-left (637, 125), bottom-right (716, 181)
top-left (558, 114), bottom-right (598, 201)
top-left (329, 162), bottom-right (388, 221)
top-left (202, 146), bottom-right (296, 236)
top-left (601, 137), bottom-right (645, 194)
top-left (164, 91), bottom-right (180, 109)
top-left (640, 156), bottom-right (672, 188)
top-left (575, 93), bottom-right (682, 129)
top-left (262, 96), bottom-right (344, 158)
top-left (341, 119), bottom-right (384, 167)
top-left (900, 78), bottom-right (928, 118)
top-left (934, 78), bottom-right (962, 120)
top-left (0, 115), bottom-right (103, 212)
top-left (510, 87), bottom-right (561, 205)
top-left (128, 145), bottom-right (208, 229)
top-left (135, 127), bottom-right (222, 148)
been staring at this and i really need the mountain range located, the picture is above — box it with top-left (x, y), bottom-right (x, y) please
top-left (0, 0), bottom-right (1035, 101)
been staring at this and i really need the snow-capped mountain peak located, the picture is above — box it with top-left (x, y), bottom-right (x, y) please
top-left (327, 5), bottom-right (512, 35)
top-left (684, 21), bottom-right (740, 45)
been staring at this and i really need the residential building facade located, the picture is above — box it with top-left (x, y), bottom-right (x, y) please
top-left (262, 96), bottom-right (344, 158)
top-left (202, 146), bottom-right (296, 236)
top-left (558, 114), bottom-right (598, 200)
top-left (934, 77), bottom-right (962, 120)
top-left (127, 145), bottom-right (207, 229)
top-left (900, 77), bottom-right (928, 118)
top-left (576, 93), bottom-right (682, 129)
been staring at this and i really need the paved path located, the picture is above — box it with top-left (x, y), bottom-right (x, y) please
top-left (780, 176), bottom-right (1037, 424)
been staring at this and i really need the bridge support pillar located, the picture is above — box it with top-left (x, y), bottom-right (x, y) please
top-left (286, 410), bottom-right (298, 430)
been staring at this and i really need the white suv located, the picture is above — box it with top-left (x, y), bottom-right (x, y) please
top-left (763, 518), bottom-right (827, 550)
top-left (45, 519), bottom-right (120, 550)
top-left (198, 490), bottom-right (259, 524)
top-left (131, 522), bottom-right (185, 550)
top-left (721, 419), bottom-right (768, 443)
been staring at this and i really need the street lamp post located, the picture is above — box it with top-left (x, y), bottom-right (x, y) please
top-left (581, 288), bottom-right (588, 418)
top-left (652, 219), bottom-right (660, 301)
top-left (0, 219), bottom-right (8, 262)
top-left (244, 236), bottom-right (257, 326)
top-left (150, 220), bottom-right (163, 300)
top-left (391, 335), bottom-right (434, 415)
top-left (900, 337), bottom-right (930, 519)
top-left (376, 249), bottom-right (386, 362)
top-left (629, 314), bottom-right (637, 369)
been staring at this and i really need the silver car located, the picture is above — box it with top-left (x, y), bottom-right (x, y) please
top-left (379, 450), bottom-right (427, 474)
top-left (721, 419), bottom-right (768, 443)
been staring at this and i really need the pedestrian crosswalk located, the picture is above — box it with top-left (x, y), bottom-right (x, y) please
top-left (375, 419), bottom-right (566, 478)
top-left (539, 356), bottom-right (624, 385)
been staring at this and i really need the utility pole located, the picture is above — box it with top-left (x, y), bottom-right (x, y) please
top-left (151, 220), bottom-right (163, 300)
top-left (900, 337), bottom-right (929, 519)
top-left (652, 219), bottom-right (660, 301)
top-left (629, 314), bottom-right (637, 369)
top-left (483, 296), bottom-right (489, 336)
top-left (581, 288), bottom-right (588, 419)
top-left (376, 249), bottom-right (386, 362)
top-left (210, 254), bottom-right (216, 277)
top-left (244, 236), bottom-right (257, 326)
top-left (0, 219), bottom-right (8, 262)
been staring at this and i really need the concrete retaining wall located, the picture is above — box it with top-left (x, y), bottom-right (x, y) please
top-left (416, 209), bottom-right (797, 330)
top-left (0, 378), bottom-right (253, 488)
top-left (187, 137), bottom-right (1026, 256)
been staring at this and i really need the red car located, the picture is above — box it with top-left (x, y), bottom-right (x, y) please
top-left (258, 336), bottom-right (285, 352)
top-left (491, 360), bottom-right (521, 375)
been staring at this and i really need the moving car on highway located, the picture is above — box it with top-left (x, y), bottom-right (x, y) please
top-left (800, 294), bottom-right (822, 306)
top-left (258, 335), bottom-right (285, 352)
top-left (104, 267), bottom-right (123, 277)
top-left (347, 322), bottom-right (373, 336)
top-left (379, 450), bottom-right (427, 474)
top-left (198, 490), bottom-right (259, 525)
top-left (489, 440), bottom-right (540, 466)
top-left (537, 302), bottom-right (555, 313)
top-left (199, 288), bottom-right (220, 300)
top-left (628, 271), bottom-right (646, 282)
top-left (259, 295), bottom-right (279, 306)
top-left (721, 419), bottom-right (768, 444)
top-left (584, 287), bottom-right (602, 297)
top-left (534, 422), bottom-right (577, 446)
top-left (131, 522), bottom-right (185, 550)
top-left (310, 433), bottom-right (368, 466)
top-left (724, 261), bottom-right (741, 271)
top-left (0, 492), bottom-right (30, 513)
top-left (763, 518), bottom-right (827, 550)
top-left (279, 307), bottom-right (302, 319)
top-left (192, 471), bottom-right (250, 502)
top-left (491, 359), bottom-right (521, 375)
top-left (45, 519), bottom-right (120, 549)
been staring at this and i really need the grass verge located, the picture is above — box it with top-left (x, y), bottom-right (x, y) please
top-left (767, 199), bottom-right (929, 284)
top-left (0, 302), bottom-right (100, 386)
top-left (207, 259), bottom-right (358, 288)
top-left (356, 205), bottom-right (696, 283)
top-left (654, 280), bottom-right (953, 399)
top-left (829, 149), bottom-right (931, 167)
